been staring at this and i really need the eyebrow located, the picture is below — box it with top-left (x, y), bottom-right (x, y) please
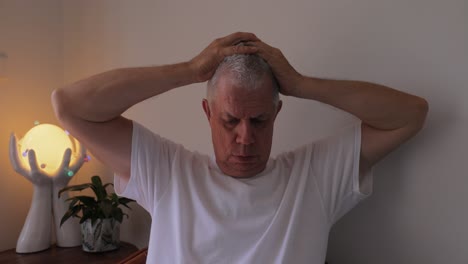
top-left (222, 112), bottom-right (269, 120)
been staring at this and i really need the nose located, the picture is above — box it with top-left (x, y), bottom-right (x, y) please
top-left (236, 120), bottom-right (255, 145)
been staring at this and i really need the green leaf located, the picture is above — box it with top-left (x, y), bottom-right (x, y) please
top-left (80, 208), bottom-right (92, 224)
top-left (72, 195), bottom-right (97, 207)
top-left (113, 208), bottom-right (123, 223)
top-left (91, 175), bottom-right (103, 187)
top-left (60, 175), bottom-right (135, 225)
top-left (60, 211), bottom-right (74, 227)
top-left (60, 205), bottom-right (82, 227)
top-left (58, 183), bottom-right (93, 198)
top-left (67, 197), bottom-right (79, 209)
top-left (90, 176), bottom-right (108, 202)
top-left (115, 196), bottom-right (135, 210)
top-left (82, 207), bottom-right (95, 223)
top-left (110, 193), bottom-right (119, 205)
top-left (101, 200), bottom-right (113, 218)
top-left (89, 185), bottom-right (101, 201)
top-left (118, 197), bottom-right (136, 204)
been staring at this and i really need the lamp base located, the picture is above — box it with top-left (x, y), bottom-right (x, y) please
top-left (15, 184), bottom-right (52, 254)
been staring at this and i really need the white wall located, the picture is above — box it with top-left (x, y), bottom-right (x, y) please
top-left (1, 0), bottom-right (467, 262)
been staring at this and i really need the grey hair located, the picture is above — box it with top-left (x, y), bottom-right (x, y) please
top-left (206, 53), bottom-right (280, 107)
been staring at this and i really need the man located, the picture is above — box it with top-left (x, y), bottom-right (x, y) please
top-left (52, 32), bottom-right (428, 263)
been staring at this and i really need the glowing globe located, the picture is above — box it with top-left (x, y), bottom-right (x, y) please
top-left (18, 124), bottom-right (80, 176)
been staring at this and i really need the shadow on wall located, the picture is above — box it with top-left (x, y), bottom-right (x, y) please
top-left (326, 104), bottom-right (460, 263)
top-left (120, 201), bottom-right (152, 249)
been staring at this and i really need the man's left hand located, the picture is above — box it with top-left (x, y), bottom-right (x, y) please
top-left (248, 40), bottom-right (303, 96)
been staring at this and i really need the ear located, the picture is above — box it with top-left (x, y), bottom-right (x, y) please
top-left (274, 100), bottom-right (283, 119)
top-left (202, 99), bottom-right (211, 121)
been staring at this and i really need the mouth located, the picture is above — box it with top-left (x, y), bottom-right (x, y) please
top-left (231, 155), bottom-right (257, 163)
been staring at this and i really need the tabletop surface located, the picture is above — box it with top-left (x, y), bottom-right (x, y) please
top-left (0, 241), bottom-right (139, 264)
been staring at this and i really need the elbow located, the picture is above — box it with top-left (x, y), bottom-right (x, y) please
top-left (417, 97), bottom-right (429, 121)
top-left (51, 88), bottom-right (70, 123)
top-left (412, 97), bottom-right (429, 130)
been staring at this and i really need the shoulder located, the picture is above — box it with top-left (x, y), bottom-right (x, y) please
top-left (275, 122), bottom-right (361, 164)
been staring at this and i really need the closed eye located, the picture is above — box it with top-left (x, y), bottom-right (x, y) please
top-left (250, 118), bottom-right (267, 127)
top-left (224, 118), bottom-right (239, 126)
top-left (251, 118), bottom-right (262, 123)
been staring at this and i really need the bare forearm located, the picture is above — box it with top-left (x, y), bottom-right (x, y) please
top-left (52, 62), bottom-right (195, 122)
top-left (292, 76), bottom-right (428, 130)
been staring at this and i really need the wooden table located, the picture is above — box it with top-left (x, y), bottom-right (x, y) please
top-left (0, 242), bottom-right (138, 264)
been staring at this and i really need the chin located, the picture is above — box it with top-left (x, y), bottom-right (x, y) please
top-left (228, 172), bottom-right (257, 178)
top-left (220, 163), bottom-right (266, 178)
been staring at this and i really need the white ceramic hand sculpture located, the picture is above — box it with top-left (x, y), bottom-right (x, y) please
top-left (10, 133), bottom-right (87, 253)
top-left (52, 143), bottom-right (87, 247)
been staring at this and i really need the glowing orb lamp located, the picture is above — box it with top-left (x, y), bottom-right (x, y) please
top-left (10, 123), bottom-right (87, 253)
top-left (18, 124), bottom-right (81, 176)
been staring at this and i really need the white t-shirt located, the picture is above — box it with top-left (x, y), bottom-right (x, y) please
top-left (115, 121), bottom-right (373, 264)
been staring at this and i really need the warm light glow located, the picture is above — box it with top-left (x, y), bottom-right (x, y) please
top-left (18, 124), bottom-right (80, 176)
top-left (0, 52), bottom-right (7, 80)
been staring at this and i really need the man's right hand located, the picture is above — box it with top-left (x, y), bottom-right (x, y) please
top-left (189, 32), bottom-right (260, 83)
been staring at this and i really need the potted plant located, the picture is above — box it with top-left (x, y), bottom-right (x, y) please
top-left (58, 175), bottom-right (135, 252)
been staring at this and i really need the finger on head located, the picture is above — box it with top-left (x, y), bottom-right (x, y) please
top-left (243, 41), bottom-right (275, 60)
top-left (242, 41), bottom-right (256, 46)
top-left (221, 32), bottom-right (259, 46)
top-left (247, 40), bottom-right (271, 50)
top-left (223, 45), bottom-right (258, 57)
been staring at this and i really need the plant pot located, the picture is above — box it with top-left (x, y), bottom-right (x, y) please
top-left (81, 218), bottom-right (120, 252)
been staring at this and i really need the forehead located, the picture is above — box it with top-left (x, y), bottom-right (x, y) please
top-left (212, 75), bottom-right (276, 118)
